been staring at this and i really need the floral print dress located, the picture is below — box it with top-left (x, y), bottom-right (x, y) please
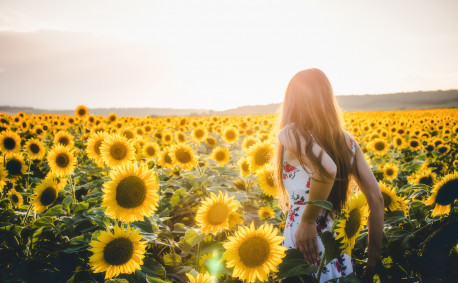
top-left (281, 136), bottom-right (357, 282)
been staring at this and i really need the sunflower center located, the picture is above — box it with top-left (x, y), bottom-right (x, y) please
top-left (245, 140), bottom-right (256, 148)
top-left (195, 129), bottom-right (204, 139)
top-left (241, 162), bottom-right (249, 172)
top-left (438, 146), bottom-right (447, 154)
top-left (146, 146), bottom-right (156, 156)
top-left (266, 173), bottom-right (275, 187)
top-left (176, 149), bottom-right (192, 164)
top-left (238, 236), bottom-right (270, 267)
top-left (58, 137), bottom-right (69, 146)
top-left (3, 137), bottom-right (16, 150)
top-left (226, 131), bottom-right (236, 140)
top-left (435, 178), bottom-right (458, 206)
top-left (419, 176), bottom-right (433, 186)
top-left (374, 142), bottom-right (385, 151)
top-left (40, 187), bottom-right (57, 206)
top-left (110, 142), bottom-right (128, 160)
top-left (6, 159), bottom-right (22, 176)
top-left (78, 109), bottom-right (86, 116)
top-left (12, 194), bottom-right (19, 203)
top-left (396, 139), bottom-right (402, 146)
top-left (164, 153), bottom-right (173, 164)
top-left (207, 203), bottom-right (230, 225)
top-left (385, 168), bottom-right (394, 176)
top-left (94, 140), bottom-right (103, 155)
top-left (381, 192), bottom-right (392, 208)
top-left (344, 209), bottom-right (361, 239)
top-left (255, 148), bottom-right (271, 166)
top-left (215, 151), bottom-right (226, 162)
top-left (410, 141), bottom-right (419, 148)
top-left (103, 237), bottom-right (134, 266)
top-left (56, 153), bottom-right (70, 168)
top-left (30, 143), bottom-right (40, 154)
top-left (115, 176), bottom-right (147, 209)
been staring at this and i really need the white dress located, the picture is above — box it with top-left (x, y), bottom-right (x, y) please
top-left (281, 135), bottom-right (357, 282)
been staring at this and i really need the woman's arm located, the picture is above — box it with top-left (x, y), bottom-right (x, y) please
top-left (352, 139), bottom-right (384, 274)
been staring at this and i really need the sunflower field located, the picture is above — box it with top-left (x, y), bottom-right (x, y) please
top-left (0, 107), bottom-right (457, 283)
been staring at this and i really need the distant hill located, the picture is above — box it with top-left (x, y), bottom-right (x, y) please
top-left (1, 90), bottom-right (457, 117)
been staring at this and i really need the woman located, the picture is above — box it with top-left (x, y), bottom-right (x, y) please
top-left (274, 68), bottom-right (384, 282)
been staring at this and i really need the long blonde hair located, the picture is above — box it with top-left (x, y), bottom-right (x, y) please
top-left (274, 68), bottom-right (356, 220)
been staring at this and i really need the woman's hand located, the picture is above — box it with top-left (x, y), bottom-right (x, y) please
top-left (361, 252), bottom-right (381, 279)
top-left (295, 221), bottom-right (320, 266)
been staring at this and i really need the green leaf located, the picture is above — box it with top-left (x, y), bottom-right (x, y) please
top-left (142, 258), bottom-right (166, 278)
top-left (31, 226), bottom-right (44, 248)
top-left (321, 231), bottom-right (341, 264)
top-left (32, 216), bottom-right (53, 228)
top-left (171, 188), bottom-right (187, 207)
top-left (44, 205), bottom-right (62, 216)
top-left (105, 279), bottom-right (129, 283)
top-left (162, 253), bottom-right (182, 266)
top-left (61, 196), bottom-right (73, 212)
top-left (278, 248), bottom-right (318, 278)
top-left (305, 200), bottom-right (333, 211)
top-left (183, 229), bottom-right (204, 251)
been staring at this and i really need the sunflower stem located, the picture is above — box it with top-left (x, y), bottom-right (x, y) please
top-left (316, 249), bottom-right (326, 282)
top-left (21, 204), bottom-right (32, 225)
top-left (69, 174), bottom-right (76, 203)
top-left (196, 240), bottom-right (202, 272)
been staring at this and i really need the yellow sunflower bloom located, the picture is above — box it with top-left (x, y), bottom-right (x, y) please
top-left (7, 188), bottom-right (23, 208)
top-left (247, 141), bottom-right (273, 173)
top-left (185, 272), bottom-right (215, 283)
top-left (0, 164), bottom-right (7, 192)
top-left (370, 138), bottom-right (389, 156)
top-left (258, 206), bottom-right (275, 220)
top-left (2, 154), bottom-right (27, 182)
top-left (222, 126), bottom-right (239, 144)
top-left (379, 182), bottom-right (404, 211)
top-left (237, 157), bottom-right (251, 177)
top-left (222, 221), bottom-right (287, 283)
top-left (425, 171), bottom-right (458, 217)
top-left (47, 144), bottom-right (77, 177)
top-left (381, 163), bottom-right (399, 181)
top-left (158, 147), bottom-right (175, 169)
top-left (75, 105), bottom-right (89, 118)
top-left (86, 131), bottom-right (108, 167)
top-left (334, 192), bottom-right (369, 256)
top-left (210, 146), bottom-right (231, 166)
top-left (0, 130), bottom-right (21, 156)
top-left (53, 131), bottom-right (75, 148)
top-left (31, 178), bottom-right (61, 214)
top-left (24, 138), bottom-right (46, 160)
top-left (170, 143), bottom-right (197, 170)
top-left (89, 224), bottom-right (147, 279)
top-left (192, 127), bottom-right (207, 143)
top-left (142, 142), bottom-right (160, 161)
top-left (257, 165), bottom-right (277, 197)
top-left (100, 133), bottom-right (136, 168)
top-left (195, 191), bottom-right (239, 235)
top-left (101, 162), bottom-right (160, 223)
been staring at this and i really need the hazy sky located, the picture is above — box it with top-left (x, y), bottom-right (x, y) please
top-left (0, 0), bottom-right (457, 110)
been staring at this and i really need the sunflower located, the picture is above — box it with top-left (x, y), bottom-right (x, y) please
top-left (175, 132), bottom-right (187, 143)
top-left (3, 154), bottom-right (27, 182)
top-left (381, 163), bottom-right (399, 181)
top-left (334, 192), bottom-right (369, 256)
top-left (379, 182), bottom-right (404, 211)
top-left (391, 134), bottom-right (406, 150)
top-left (370, 138), bottom-right (389, 156)
top-left (222, 221), bottom-right (287, 283)
top-left (142, 142), bottom-right (160, 161)
top-left (75, 105), bottom-right (89, 118)
top-left (53, 131), bottom-right (75, 148)
top-left (408, 138), bottom-right (422, 151)
top-left (237, 157), bottom-right (251, 177)
top-left (228, 211), bottom-right (244, 229)
top-left (24, 138), bottom-right (46, 160)
top-left (247, 141), bottom-right (273, 173)
top-left (158, 147), bottom-right (175, 169)
top-left (192, 127), bottom-right (207, 143)
top-left (100, 133), bottom-right (136, 168)
top-left (47, 144), bottom-right (76, 177)
top-left (89, 224), bottom-right (147, 279)
top-left (162, 131), bottom-right (174, 145)
top-left (31, 178), bottom-right (61, 214)
top-left (407, 168), bottom-right (436, 187)
top-left (170, 143), bottom-right (197, 170)
top-left (257, 165), bottom-right (277, 197)
top-left (185, 272), bottom-right (215, 283)
top-left (106, 112), bottom-right (117, 123)
top-left (195, 191), bottom-right (238, 235)
top-left (436, 144), bottom-right (451, 155)
top-left (222, 127), bottom-right (239, 144)
top-left (7, 188), bottom-right (23, 208)
top-left (86, 131), bottom-right (107, 167)
top-left (425, 171), bottom-right (458, 217)
top-left (241, 137), bottom-right (258, 152)
top-left (258, 206), bottom-right (275, 220)
top-left (210, 146), bottom-right (231, 166)
top-left (0, 130), bottom-right (21, 156)
top-left (0, 164), bottom-right (7, 192)
top-left (205, 136), bottom-right (217, 147)
top-left (101, 162), bottom-right (160, 223)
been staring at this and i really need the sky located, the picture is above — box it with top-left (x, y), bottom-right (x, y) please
top-left (0, 0), bottom-right (457, 111)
